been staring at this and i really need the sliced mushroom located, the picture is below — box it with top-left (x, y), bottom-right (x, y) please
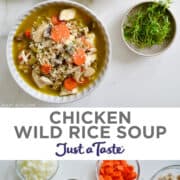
top-left (14, 33), bottom-right (24, 42)
top-left (84, 67), bottom-right (95, 77)
top-left (32, 69), bottom-right (52, 88)
top-left (59, 8), bottom-right (76, 21)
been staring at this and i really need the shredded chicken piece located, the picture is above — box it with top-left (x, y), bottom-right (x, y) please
top-left (32, 23), bottom-right (49, 42)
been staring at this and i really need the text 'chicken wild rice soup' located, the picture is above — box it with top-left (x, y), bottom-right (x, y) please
top-left (13, 4), bottom-right (107, 96)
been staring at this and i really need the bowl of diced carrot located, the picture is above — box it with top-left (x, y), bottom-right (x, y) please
top-left (96, 160), bottom-right (140, 180)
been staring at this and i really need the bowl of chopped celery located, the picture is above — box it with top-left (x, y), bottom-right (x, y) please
top-left (121, 0), bottom-right (176, 56)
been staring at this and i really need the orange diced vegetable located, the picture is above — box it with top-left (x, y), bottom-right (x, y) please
top-left (40, 64), bottom-right (52, 75)
top-left (128, 165), bottom-right (134, 172)
top-left (51, 22), bottom-right (70, 43)
top-left (99, 175), bottom-right (104, 180)
top-left (24, 29), bottom-right (31, 39)
top-left (51, 15), bottom-right (60, 25)
top-left (120, 160), bottom-right (128, 166)
top-left (99, 160), bottom-right (137, 180)
top-left (73, 48), bottom-right (86, 66)
top-left (64, 77), bottom-right (77, 91)
top-left (104, 175), bottom-right (112, 180)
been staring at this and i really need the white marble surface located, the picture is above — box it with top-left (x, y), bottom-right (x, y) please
top-left (0, 160), bottom-right (179, 180)
top-left (0, 0), bottom-right (180, 107)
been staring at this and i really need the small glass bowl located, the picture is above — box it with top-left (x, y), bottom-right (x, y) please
top-left (15, 160), bottom-right (59, 180)
top-left (151, 165), bottom-right (180, 180)
top-left (96, 160), bottom-right (140, 180)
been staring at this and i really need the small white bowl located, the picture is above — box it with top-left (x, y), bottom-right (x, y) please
top-left (121, 1), bottom-right (177, 57)
top-left (6, 0), bottom-right (111, 104)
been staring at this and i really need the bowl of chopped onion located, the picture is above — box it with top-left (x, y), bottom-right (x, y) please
top-left (15, 160), bottom-right (59, 180)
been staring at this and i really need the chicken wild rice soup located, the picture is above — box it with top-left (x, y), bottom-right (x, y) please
top-left (13, 5), bottom-right (106, 96)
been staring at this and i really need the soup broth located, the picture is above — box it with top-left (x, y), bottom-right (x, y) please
top-left (13, 4), bottom-right (106, 96)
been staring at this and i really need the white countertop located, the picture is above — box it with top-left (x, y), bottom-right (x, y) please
top-left (0, 0), bottom-right (180, 107)
top-left (0, 160), bottom-right (179, 180)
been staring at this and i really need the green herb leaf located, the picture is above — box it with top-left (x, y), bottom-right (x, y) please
top-left (123, 1), bottom-right (173, 48)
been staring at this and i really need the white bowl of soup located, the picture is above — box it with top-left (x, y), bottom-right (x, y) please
top-left (7, 0), bottom-right (110, 103)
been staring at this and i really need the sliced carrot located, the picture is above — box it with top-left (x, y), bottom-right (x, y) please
top-left (129, 172), bottom-right (137, 179)
top-left (51, 22), bottom-right (70, 43)
top-left (115, 165), bottom-right (124, 171)
top-left (24, 29), bottom-right (31, 39)
top-left (127, 165), bottom-right (134, 172)
top-left (100, 167), bottom-right (105, 175)
top-left (113, 177), bottom-right (123, 180)
top-left (120, 160), bottom-right (128, 166)
top-left (104, 167), bottom-right (114, 175)
top-left (104, 175), bottom-right (112, 180)
top-left (73, 48), bottom-right (86, 66)
top-left (113, 171), bottom-right (122, 177)
top-left (81, 36), bottom-right (93, 49)
top-left (99, 175), bottom-right (104, 180)
top-left (103, 161), bottom-right (114, 167)
top-left (64, 77), bottom-right (77, 91)
top-left (51, 15), bottom-right (60, 25)
top-left (40, 64), bottom-right (52, 75)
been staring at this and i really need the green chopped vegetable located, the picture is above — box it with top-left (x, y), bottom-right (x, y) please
top-left (123, 0), bottom-right (173, 48)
